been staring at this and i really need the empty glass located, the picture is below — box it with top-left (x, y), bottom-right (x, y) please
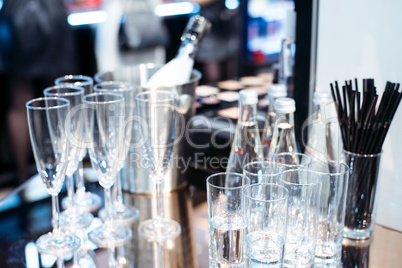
top-left (43, 85), bottom-right (94, 230)
top-left (55, 74), bottom-right (102, 213)
top-left (309, 161), bottom-right (349, 267)
top-left (243, 161), bottom-right (284, 184)
top-left (136, 90), bottom-right (180, 240)
top-left (272, 152), bottom-right (313, 171)
top-left (281, 169), bottom-right (322, 267)
top-left (244, 183), bottom-right (289, 267)
top-left (26, 97), bottom-right (81, 256)
top-left (83, 93), bottom-right (132, 247)
top-left (207, 172), bottom-right (250, 267)
top-left (94, 81), bottom-right (139, 225)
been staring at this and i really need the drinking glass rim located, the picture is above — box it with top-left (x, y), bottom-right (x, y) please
top-left (244, 183), bottom-right (289, 202)
top-left (135, 90), bottom-right (177, 103)
top-left (55, 74), bottom-right (93, 86)
top-left (344, 149), bottom-right (383, 158)
top-left (93, 81), bottom-right (136, 93)
top-left (242, 160), bottom-right (284, 177)
top-left (26, 97), bottom-right (70, 110)
top-left (272, 152), bottom-right (313, 168)
top-left (310, 161), bottom-right (349, 176)
top-left (281, 169), bottom-right (322, 186)
top-left (206, 172), bottom-right (250, 190)
top-left (82, 93), bottom-right (124, 105)
top-left (43, 85), bottom-right (84, 97)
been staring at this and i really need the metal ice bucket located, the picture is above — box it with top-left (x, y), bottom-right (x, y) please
top-left (95, 63), bottom-right (201, 193)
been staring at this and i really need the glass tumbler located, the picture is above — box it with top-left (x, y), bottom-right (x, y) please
top-left (343, 150), bottom-right (382, 240)
top-left (243, 161), bottom-right (284, 184)
top-left (207, 172), bottom-right (250, 268)
top-left (244, 183), bottom-right (289, 267)
top-left (281, 169), bottom-right (322, 267)
top-left (310, 161), bottom-right (349, 267)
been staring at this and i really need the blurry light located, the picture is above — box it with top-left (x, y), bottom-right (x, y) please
top-left (0, 1), bottom-right (3, 11)
top-left (68, 11), bottom-right (108, 26)
top-left (40, 254), bottom-right (57, 268)
top-left (155, 2), bottom-right (200, 17)
top-left (25, 242), bottom-right (39, 268)
top-left (225, 0), bottom-right (239, 10)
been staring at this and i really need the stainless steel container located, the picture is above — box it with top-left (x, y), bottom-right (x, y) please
top-left (95, 64), bottom-right (201, 193)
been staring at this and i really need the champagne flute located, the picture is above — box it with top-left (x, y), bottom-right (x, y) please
top-left (55, 75), bottom-right (102, 213)
top-left (136, 90), bottom-right (181, 240)
top-left (94, 81), bottom-right (139, 225)
top-left (83, 93), bottom-right (132, 247)
top-left (26, 97), bottom-right (81, 257)
top-left (43, 85), bottom-right (94, 230)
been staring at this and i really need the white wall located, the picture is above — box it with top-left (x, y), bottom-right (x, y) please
top-left (316, 0), bottom-right (402, 231)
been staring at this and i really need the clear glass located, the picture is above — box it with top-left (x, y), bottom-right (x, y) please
top-left (207, 172), bottom-right (250, 267)
top-left (55, 74), bottom-right (102, 213)
top-left (272, 152), bottom-right (312, 171)
top-left (242, 161), bottom-right (284, 184)
top-left (94, 81), bottom-right (139, 225)
top-left (226, 99), bottom-right (263, 174)
top-left (343, 150), bottom-right (382, 240)
top-left (244, 183), bottom-right (288, 268)
top-left (43, 86), bottom-right (94, 231)
top-left (83, 93), bottom-right (132, 247)
top-left (304, 99), bottom-right (341, 163)
top-left (278, 37), bottom-right (295, 97)
top-left (280, 169), bottom-right (322, 267)
top-left (136, 90), bottom-right (181, 240)
top-left (262, 94), bottom-right (286, 159)
top-left (309, 161), bottom-right (349, 266)
top-left (269, 112), bottom-right (298, 159)
top-left (26, 97), bottom-right (81, 257)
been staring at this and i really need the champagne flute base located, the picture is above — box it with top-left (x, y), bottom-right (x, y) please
top-left (59, 209), bottom-right (93, 231)
top-left (36, 232), bottom-right (81, 257)
top-left (138, 218), bottom-right (181, 241)
top-left (62, 192), bottom-right (102, 213)
top-left (98, 204), bottom-right (140, 226)
top-left (88, 224), bottom-right (132, 248)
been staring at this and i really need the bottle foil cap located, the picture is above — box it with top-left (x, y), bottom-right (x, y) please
top-left (239, 89), bottom-right (258, 104)
top-left (181, 15), bottom-right (211, 46)
top-left (274, 97), bottom-right (296, 114)
top-left (269, 84), bottom-right (287, 98)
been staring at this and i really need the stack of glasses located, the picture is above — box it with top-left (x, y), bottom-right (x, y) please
top-left (207, 154), bottom-right (349, 268)
top-left (26, 73), bottom-right (183, 266)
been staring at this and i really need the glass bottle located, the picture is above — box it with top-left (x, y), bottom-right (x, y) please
top-left (226, 89), bottom-right (263, 174)
top-left (261, 84), bottom-right (287, 159)
top-left (278, 9), bottom-right (296, 98)
top-left (268, 97), bottom-right (298, 159)
top-left (304, 91), bottom-right (341, 163)
top-left (146, 15), bottom-right (211, 87)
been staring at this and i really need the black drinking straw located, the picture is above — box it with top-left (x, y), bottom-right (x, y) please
top-left (330, 78), bottom-right (401, 233)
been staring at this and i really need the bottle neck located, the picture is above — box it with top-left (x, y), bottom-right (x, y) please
top-left (177, 37), bottom-right (197, 59)
top-left (275, 111), bottom-right (295, 127)
top-left (239, 102), bottom-right (258, 123)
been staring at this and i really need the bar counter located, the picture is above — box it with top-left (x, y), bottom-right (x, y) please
top-left (0, 172), bottom-right (401, 267)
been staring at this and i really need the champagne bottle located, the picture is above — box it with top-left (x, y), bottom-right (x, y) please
top-left (226, 89), bottom-right (263, 174)
top-left (146, 15), bottom-right (211, 87)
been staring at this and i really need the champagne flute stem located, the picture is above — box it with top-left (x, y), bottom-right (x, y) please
top-left (57, 257), bottom-right (65, 268)
top-left (108, 247), bottom-right (117, 268)
top-left (66, 175), bottom-right (75, 207)
top-left (114, 172), bottom-right (123, 205)
top-left (104, 186), bottom-right (113, 224)
top-left (75, 161), bottom-right (86, 195)
top-left (156, 181), bottom-right (163, 219)
top-left (51, 194), bottom-right (61, 232)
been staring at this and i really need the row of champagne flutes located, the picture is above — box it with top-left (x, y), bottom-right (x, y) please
top-left (26, 74), bottom-right (182, 266)
top-left (207, 153), bottom-right (349, 268)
